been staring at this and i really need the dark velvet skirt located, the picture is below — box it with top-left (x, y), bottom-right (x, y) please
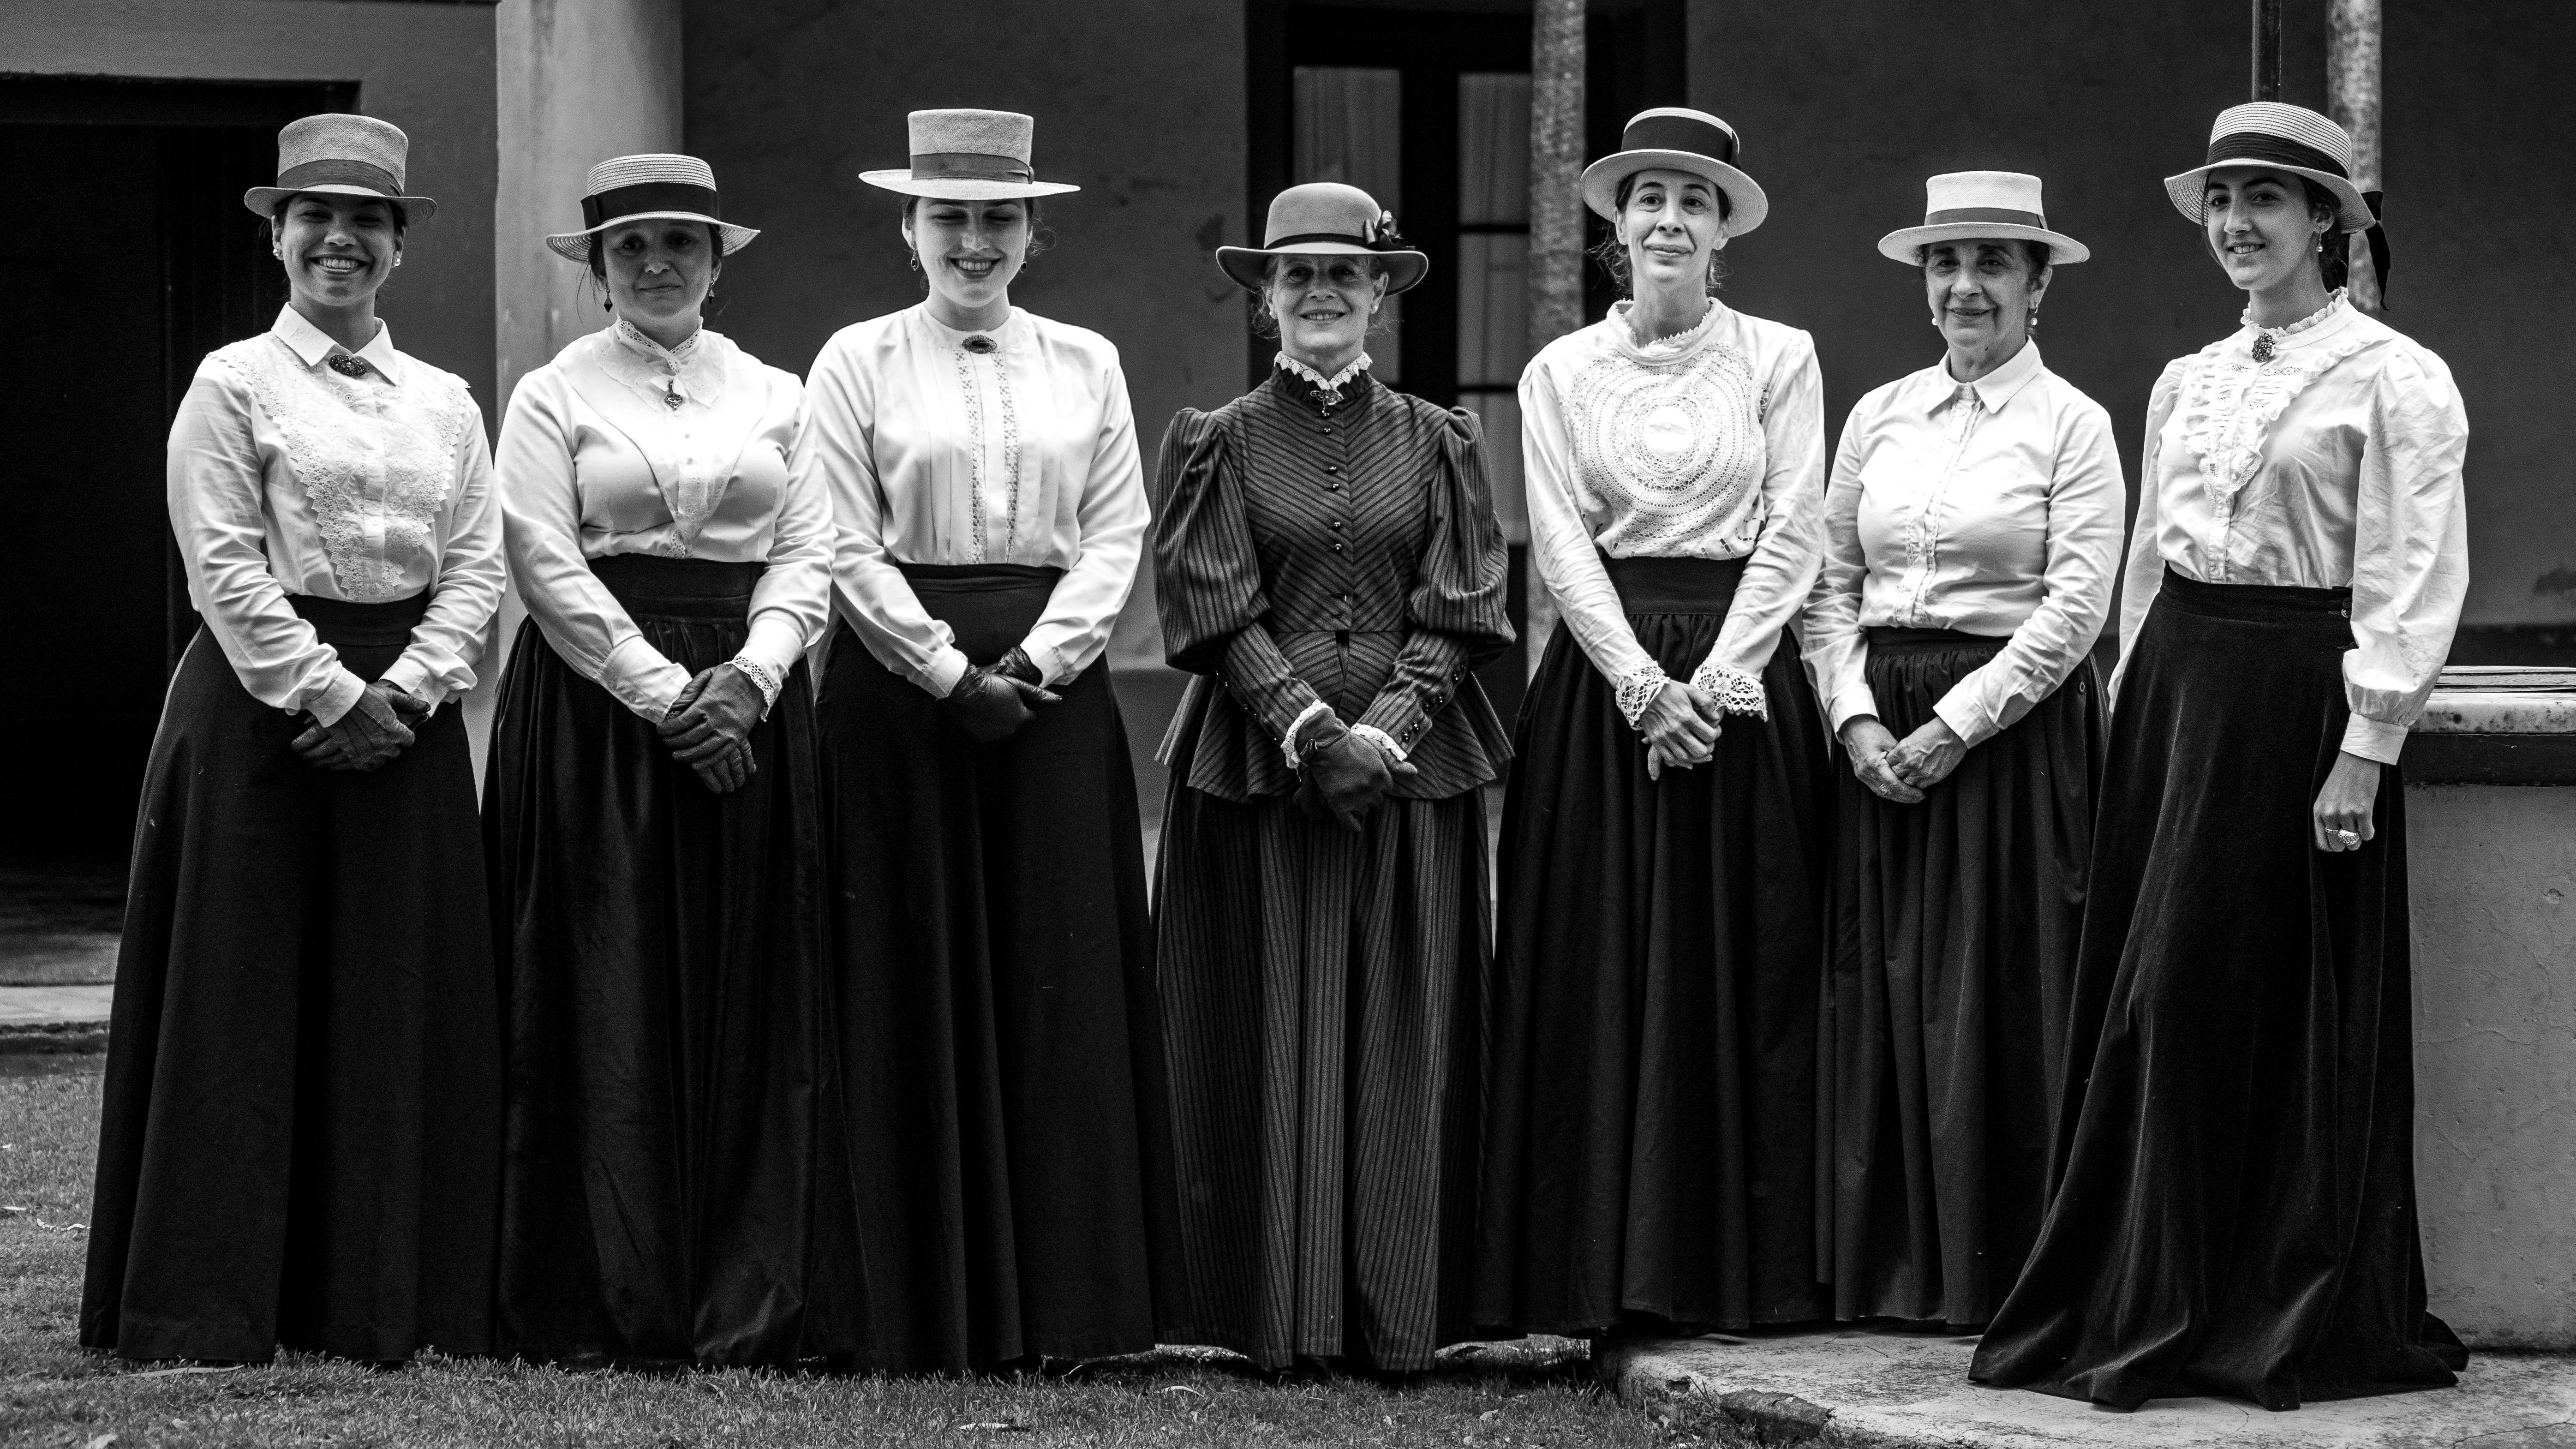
top-left (815, 563), bottom-right (1182, 1372)
top-left (485, 554), bottom-right (844, 1367)
top-left (1154, 751), bottom-right (1489, 1371)
top-left (1822, 629), bottom-right (2102, 1327)
top-left (1970, 569), bottom-right (2467, 1410)
top-left (1475, 556), bottom-right (1834, 1336)
top-left (84, 594), bottom-right (501, 1363)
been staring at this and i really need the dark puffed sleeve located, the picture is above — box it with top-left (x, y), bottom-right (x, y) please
top-left (1153, 407), bottom-right (1323, 746)
top-left (1354, 407), bottom-right (1516, 756)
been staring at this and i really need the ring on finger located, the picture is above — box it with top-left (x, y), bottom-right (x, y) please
top-left (2333, 827), bottom-right (2361, 849)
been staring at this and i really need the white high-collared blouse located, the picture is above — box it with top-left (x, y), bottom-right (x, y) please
top-left (167, 305), bottom-right (505, 724)
top-left (496, 321), bottom-right (829, 721)
top-left (1803, 341), bottom-right (2126, 747)
top-left (794, 304), bottom-right (1149, 696)
top-left (1518, 299), bottom-right (1827, 722)
top-left (2119, 292), bottom-right (2469, 764)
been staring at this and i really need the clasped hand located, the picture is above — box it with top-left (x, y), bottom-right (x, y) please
top-left (1639, 680), bottom-right (1723, 782)
top-left (1839, 715), bottom-right (1968, 804)
top-left (291, 680), bottom-right (425, 772)
top-left (1294, 715), bottom-right (1419, 832)
top-left (659, 663), bottom-right (765, 794)
top-left (942, 647), bottom-right (1062, 745)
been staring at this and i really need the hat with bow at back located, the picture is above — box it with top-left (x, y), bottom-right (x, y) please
top-left (861, 109), bottom-right (1081, 200)
top-left (1877, 171), bottom-right (2089, 265)
top-left (2166, 101), bottom-right (2390, 295)
top-left (1579, 107), bottom-right (1766, 236)
top-left (544, 155), bottom-right (760, 263)
top-left (242, 113), bottom-right (438, 222)
top-left (1215, 182), bottom-right (1429, 295)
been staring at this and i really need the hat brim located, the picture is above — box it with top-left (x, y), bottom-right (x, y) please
top-left (2164, 160), bottom-right (2376, 233)
top-left (244, 184), bottom-right (439, 222)
top-left (544, 213), bottom-right (761, 263)
top-left (1215, 242), bottom-right (1429, 297)
top-left (860, 170), bottom-right (1081, 200)
top-left (1578, 150), bottom-right (1767, 236)
top-left (1877, 222), bottom-right (2090, 265)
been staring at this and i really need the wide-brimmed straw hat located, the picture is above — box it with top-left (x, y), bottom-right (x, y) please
top-left (1877, 171), bottom-right (2089, 265)
top-left (861, 109), bottom-right (1081, 201)
top-left (1215, 183), bottom-right (1429, 295)
top-left (1579, 108), bottom-right (1766, 237)
top-left (2164, 102), bottom-right (2377, 232)
top-left (242, 113), bottom-right (437, 222)
top-left (544, 155), bottom-right (759, 263)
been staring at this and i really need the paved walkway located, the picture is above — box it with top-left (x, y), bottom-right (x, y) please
top-left (1603, 1329), bottom-right (2576, 1448)
top-left (0, 984), bottom-right (112, 1027)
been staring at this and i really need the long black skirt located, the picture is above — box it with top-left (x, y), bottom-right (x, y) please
top-left (1475, 555), bottom-right (1834, 1336)
top-left (1822, 629), bottom-right (2101, 1326)
top-left (1970, 569), bottom-right (2467, 1409)
top-left (84, 594), bottom-right (501, 1363)
top-left (816, 563), bottom-right (1181, 1372)
top-left (486, 555), bottom-right (844, 1367)
top-left (1156, 766), bottom-right (1489, 1371)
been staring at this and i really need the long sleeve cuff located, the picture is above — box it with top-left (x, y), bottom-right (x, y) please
top-left (376, 654), bottom-right (448, 713)
top-left (1825, 683), bottom-right (1881, 738)
top-left (741, 614), bottom-right (808, 683)
top-left (602, 635), bottom-right (693, 721)
top-left (308, 666), bottom-right (369, 727)
top-left (1931, 691), bottom-right (1999, 750)
top-left (918, 644), bottom-right (972, 699)
top-left (2341, 713), bottom-right (2408, 765)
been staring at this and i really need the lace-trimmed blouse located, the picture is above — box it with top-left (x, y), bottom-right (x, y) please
top-left (168, 305), bottom-right (505, 725)
top-left (496, 322), bottom-right (828, 721)
top-left (1519, 299), bottom-right (1828, 719)
top-left (2117, 293), bottom-right (2470, 764)
top-left (793, 304), bottom-right (1150, 696)
top-left (1804, 341), bottom-right (2126, 747)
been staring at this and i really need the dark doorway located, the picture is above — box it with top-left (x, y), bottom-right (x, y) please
top-left (1247, 0), bottom-right (1687, 727)
top-left (0, 77), bottom-right (352, 864)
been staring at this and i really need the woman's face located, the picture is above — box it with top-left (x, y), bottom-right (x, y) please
top-left (1264, 254), bottom-right (1387, 363)
top-left (274, 193), bottom-right (400, 310)
top-left (1922, 240), bottom-right (2048, 355)
top-left (1619, 168), bottom-right (1726, 292)
top-left (2202, 165), bottom-right (2327, 293)
top-left (905, 198), bottom-right (1029, 311)
top-left (600, 220), bottom-right (718, 330)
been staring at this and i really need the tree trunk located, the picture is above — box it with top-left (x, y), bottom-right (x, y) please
top-left (1524, 0), bottom-right (1585, 673)
top-left (2328, 0), bottom-right (2385, 312)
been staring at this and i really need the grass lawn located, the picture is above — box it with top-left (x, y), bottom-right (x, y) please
top-left (0, 867), bottom-right (123, 988)
top-left (0, 1072), bottom-right (1747, 1448)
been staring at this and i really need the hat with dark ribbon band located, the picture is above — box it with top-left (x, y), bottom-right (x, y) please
top-left (2165, 101), bottom-right (2390, 300)
top-left (862, 110), bottom-right (1080, 200)
top-left (243, 113), bottom-right (438, 222)
top-left (1578, 107), bottom-right (1768, 236)
top-left (546, 156), bottom-right (758, 263)
top-left (1878, 171), bottom-right (2088, 265)
top-left (1215, 183), bottom-right (1429, 295)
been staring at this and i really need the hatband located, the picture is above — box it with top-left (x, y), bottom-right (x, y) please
top-left (909, 151), bottom-right (1037, 185)
top-left (583, 181), bottom-right (721, 230)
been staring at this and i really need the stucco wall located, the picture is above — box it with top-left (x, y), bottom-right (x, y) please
top-left (679, 0), bottom-right (1248, 666)
top-left (2408, 783), bottom-right (2576, 1348)
top-left (1688, 0), bottom-right (2574, 635)
top-left (8, 0), bottom-right (499, 423)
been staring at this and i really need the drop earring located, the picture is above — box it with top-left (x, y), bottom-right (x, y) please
top-left (2027, 307), bottom-right (2041, 333)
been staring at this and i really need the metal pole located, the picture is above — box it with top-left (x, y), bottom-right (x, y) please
top-left (2251, 0), bottom-right (2283, 100)
top-left (2329, 0), bottom-right (2385, 310)
top-left (1524, 0), bottom-right (1585, 673)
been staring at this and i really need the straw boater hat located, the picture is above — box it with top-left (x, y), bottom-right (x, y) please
top-left (2164, 102), bottom-right (2377, 232)
top-left (544, 155), bottom-right (759, 263)
top-left (861, 109), bottom-right (1081, 200)
top-left (1579, 108), bottom-right (1767, 237)
top-left (1216, 183), bottom-right (1429, 295)
top-left (241, 113), bottom-right (437, 222)
top-left (1877, 171), bottom-right (2089, 265)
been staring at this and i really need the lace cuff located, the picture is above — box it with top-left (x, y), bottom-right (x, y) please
top-left (1281, 698), bottom-right (1333, 770)
top-left (730, 653), bottom-right (784, 719)
top-left (1689, 659), bottom-right (1769, 719)
top-left (1349, 723), bottom-right (1408, 764)
top-left (1613, 665), bottom-right (1670, 728)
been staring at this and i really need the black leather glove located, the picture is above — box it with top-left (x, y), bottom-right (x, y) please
top-left (993, 646), bottom-right (1045, 687)
top-left (943, 663), bottom-right (1060, 745)
top-left (1291, 715), bottom-right (1394, 832)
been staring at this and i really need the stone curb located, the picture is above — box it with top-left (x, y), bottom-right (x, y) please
top-left (0, 1020), bottom-right (108, 1054)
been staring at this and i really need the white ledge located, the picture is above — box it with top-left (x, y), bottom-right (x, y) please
top-left (2418, 667), bottom-right (2576, 735)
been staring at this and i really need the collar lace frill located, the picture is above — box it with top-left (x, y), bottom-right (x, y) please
top-left (2179, 288), bottom-right (2367, 504)
top-left (602, 318), bottom-right (729, 410)
top-left (1274, 351), bottom-right (1373, 408)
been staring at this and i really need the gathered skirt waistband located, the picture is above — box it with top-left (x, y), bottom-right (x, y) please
top-left (289, 591), bottom-right (429, 647)
top-left (1601, 554), bottom-right (1749, 616)
top-left (2156, 565), bottom-right (2351, 628)
top-left (1865, 626), bottom-right (2007, 653)
top-left (589, 554), bottom-right (766, 619)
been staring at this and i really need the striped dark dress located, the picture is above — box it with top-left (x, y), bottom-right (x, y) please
top-left (1152, 364), bottom-right (1514, 1371)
